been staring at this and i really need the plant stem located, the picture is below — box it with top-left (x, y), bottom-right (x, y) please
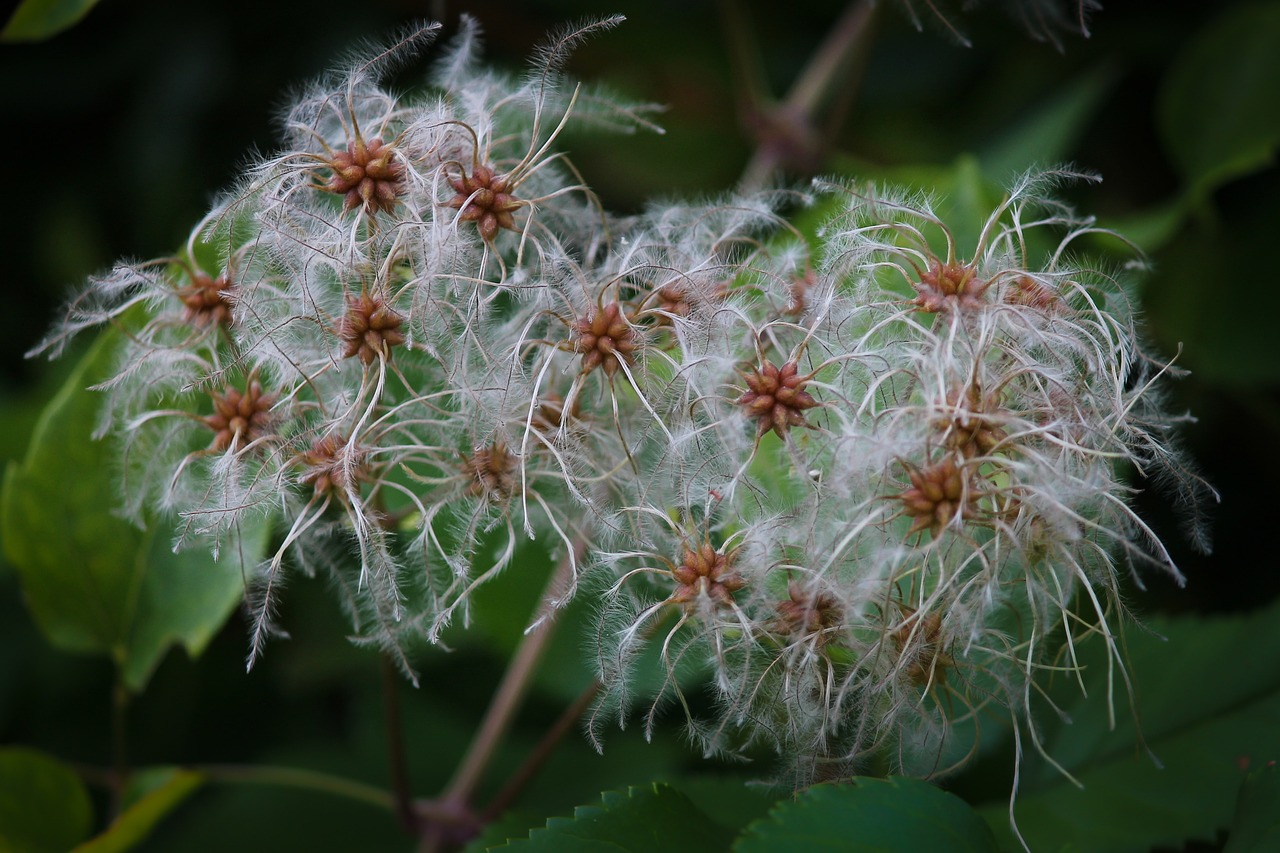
top-left (735, 0), bottom-right (879, 189)
top-left (438, 539), bottom-right (586, 810)
top-left (481, 679), bottom-right (601, 822)
top-left (196, 764), bottom-right (397, 812)
top-left (109, 674), bottom-right (130, 818)
top-left (383, 654), bottom-right (419, 833)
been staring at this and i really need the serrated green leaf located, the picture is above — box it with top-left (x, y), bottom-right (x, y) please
top-left (734, 778), bottom-right (998, 853)
top-left (0, 748), bottom-right (92, 853)
top-left (977, 596), bottom-right (1280, 852)
top-left (671, 777), bottom-right (781, 834)
top-left (1157, 3), bottom-right (1280, 195)
top-left (1, 0), bottom-right (100, 42)
top-left (498, 783), bottom-right (737, 852)
top-left (1225, 763), bottom-right (1280, 853)
top-left (71, 768), bottom-right (203, 853)
top-left (1, 332), bottom-right (255, 692)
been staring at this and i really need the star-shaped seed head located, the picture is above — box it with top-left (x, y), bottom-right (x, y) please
top-left (297, 435), bottom-right (368, 501)
top-left (911, 259), bottom-right (989, 313)
top-left (571, 302), bottom-right (636, 378)
top-left (898, 455), bottom-right (979, 537)
top-left (670, 543), bottom-right (745, 607)
top-left (462, 440), bottom-right (518, 500)
top-left (320, 137), bottom-right (405, 216)
top-left (445, 163), bottom-right (521, 242)
top-left (737, 359), bottom-right (820, 439)
top-left (179, 270), bottom-right (235, 328)
top-left (772, 581), bottom-right (843, 645)
top-left (339, 292), bottom-right (405, 365)
top-left (203, 380), bottom-right (277, 453)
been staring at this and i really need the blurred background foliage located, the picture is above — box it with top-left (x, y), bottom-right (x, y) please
top-left (1, 0), bottom-right (1278, 850)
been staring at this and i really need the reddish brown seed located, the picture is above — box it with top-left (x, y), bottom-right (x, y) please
top-left (670, 543), bottom-right (745, 607)
top-left (179, 270), bottom-right (235, 328)
top-left (737, 359), bottom-right (820, 439)
top-left (339, 292), bottom-right (405, 365)
top-left (203, 380), bottom-right (277, 452)
top-left (444, 163), bottom-right (521, 242)
top-left (911, 259), bottom-right (990, 313)
top-left (570, 302), bottom-right (637, 378)
top-left (320, 138), bottom-right (405, 216)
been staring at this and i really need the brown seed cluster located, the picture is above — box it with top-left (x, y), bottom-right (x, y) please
top-left (1005, 274), bottom-right (1060, 312)
top-left (738, 359), bottom-right (820, 439)
top-left (445, 163), bottom-right (520, 242)
top-left (462, 440), bottom-right (518, 500)
top-left (670, 543), bottom-right (745, 607)
top-left (320, 138), bottom-right (405, 216)
top-left (298, 434), bottom-right (367, 500)
top-left (650, 284), bottom-right (692, 324)
top-left (179, 270), bottom-right (235, 328)
top-left (898, 455), bottom-right (979, 537)
top-left (773, 581), bottom-right (843, 645)
top-left (204, 380), bottom-right (277, 452)
top-left (892, 606), bottom-right (953, 686)
top-left (339, 292), bottom-right (405, 365)
top-left (937, 384), bottom-right (1008, 460)
top-left (911, 259), bottom-right (990, 313)
top-left (571, 302), bottom-right (637, 378)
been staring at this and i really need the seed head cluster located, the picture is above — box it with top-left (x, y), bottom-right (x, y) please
top-left (34, 17), bottom-right (1210, 788)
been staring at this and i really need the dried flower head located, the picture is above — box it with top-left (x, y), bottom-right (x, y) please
top-left (318, 136), bottom-right (406, 216)
top-left (203, 379), bottom-right (277, 453)
top-left (340, 291), bottom-right (406, 364)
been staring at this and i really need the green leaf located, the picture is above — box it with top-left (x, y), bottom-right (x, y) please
top-left (1157, 3), bottom-right (1280, 196)
top-left (1138, 171), bottom-right (1280, 386)
top-left (120, 520), bottom-right (258, 692)
top-left (979, 65), bottom-right (1116, 183)
top-left (1, 332), bottom-right (253, 692)
top-left (1, 332), bottom-right (147, 661)
top-left (1226, 763), bottom-right (1280, 852)
top-left (0, 747), bottom-right (92, 853)
top-left (1, 0), bottom-right (100, 42)
top-left (977, 596), bottom-right (1280, 852)
top-left (72, 768), bottom-right (203, 853)
top-left (671, 777), bottom-right (781, 835)
top-left (734, 778), bottom-right (999, 852)
top-left (497, 783), bottom-right (738, 852)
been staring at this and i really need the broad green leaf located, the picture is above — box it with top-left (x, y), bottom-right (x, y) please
top-left (0, 748), bottom-right (92, 853)
top-left (977, 595), bottom-right (1280, 852)
top-left (1157, 3), bottom-right (1280, 196)
top-left (2, 332), bottom-right (146, 661)
top-left (1, 0), bottom-right (100, 42)
top-left (734, 778), bottom-right (999, 852)
top-left (979, 65), bottom-right (1116, 183)
top-left (1226, 763), bottom-right (1280, 852)
top-left (1139, 173), bottom-right (1280, 386)
top-left (497, 783), bottom-right (737, 852)
top-left (72, 768), bottom-right (203, 853)
top-left (671, 777), bottom-right (782, 834)
top-left (120, 521), bottom-right (257, 692)
top-left (1, 332), bottom-right (254, 691)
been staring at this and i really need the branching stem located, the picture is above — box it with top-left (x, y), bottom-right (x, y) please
top-left (732, 0), bottom-right (880, 189)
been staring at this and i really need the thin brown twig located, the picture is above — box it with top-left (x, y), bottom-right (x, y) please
top-left (416, 537), bottom-right (588, 851)
top-left (735, 0), bottom-right (880, 189)
top-left (481, 679), bottom-right (602, 822)
top-left (382, 655), bottom-right (420, 834)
